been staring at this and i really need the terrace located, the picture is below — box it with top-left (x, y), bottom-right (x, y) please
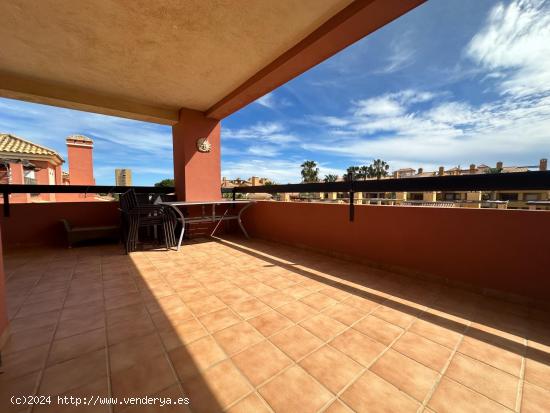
top-left (1, 235), bottom-right (549, 413)
top-left (1, 1), bottom-right (550, 412)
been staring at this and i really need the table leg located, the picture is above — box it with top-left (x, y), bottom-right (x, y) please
top-left (237, 203), bottom-right (253, 238)
top-left (168, 205), bottom-right (186, 251)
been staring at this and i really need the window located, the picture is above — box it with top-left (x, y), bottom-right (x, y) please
top-left (524, 193), bottom-right (540, 201)
top-left (409, 193), bottom-right (424, 201)
top-left (443, 193), bottom-right (461, 201)
top-left (499, 193), bottom-right (519, 201)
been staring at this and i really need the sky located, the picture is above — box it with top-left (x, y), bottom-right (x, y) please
top-left (1, 0), bottom-right (550, 185)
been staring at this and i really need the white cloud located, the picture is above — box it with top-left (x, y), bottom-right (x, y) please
top-left (254, 92), bottom-right (292, 110)
top-left (376, 32), bottom-right (416, 74)
top-left (466, 0), bottom-right (550, 96)
top-left (223, 121), bottom-right (298, 148)
top-left (302, 90), bottom-right (550, 169)
top-left (222, 159), bottom-right (343, 183)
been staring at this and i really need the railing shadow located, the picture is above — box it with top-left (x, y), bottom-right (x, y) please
top-left (1, 243), bottom-right (225, 413)
top-left (214, 235), bottom-right (550, 366)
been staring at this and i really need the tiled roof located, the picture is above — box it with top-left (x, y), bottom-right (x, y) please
top-left (0, 133), bottom-right (64, 163)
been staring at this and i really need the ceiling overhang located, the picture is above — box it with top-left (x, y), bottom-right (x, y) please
top-left (0, 0), bottom-right (426, 125)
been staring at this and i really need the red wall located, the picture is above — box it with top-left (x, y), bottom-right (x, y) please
top-left (0, 202), bottom-right (120, 248)
top-left (242, 202), bottom-right (550, 301)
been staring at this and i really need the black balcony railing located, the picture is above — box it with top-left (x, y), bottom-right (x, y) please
top-left (2, 170), bottom-right (550, 220)
top-left (0, 184), bottom-right (174, 217)
top-left (223, 170), bottom-right (550, 220)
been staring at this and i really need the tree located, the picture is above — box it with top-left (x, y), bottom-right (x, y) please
top-left (323, 174), bottom-right (338, 183)
top-left (345, 166), bottom-right (361, 181)
top-left (366, 159), bottom-right (390, 180)
top-left (154, 178), bottom-right (175, 187)
top-left (301, 161), bottom-right (320, 183)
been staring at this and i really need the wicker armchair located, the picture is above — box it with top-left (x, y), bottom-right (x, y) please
top-left (119, 189), bottom-right (177, 253)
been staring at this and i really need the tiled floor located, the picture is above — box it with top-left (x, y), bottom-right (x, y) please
top-left (1, 236), bottom-right (549, 413)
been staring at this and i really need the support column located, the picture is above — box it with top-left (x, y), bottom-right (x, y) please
top-left (172, 109), bottom-right (221, 201)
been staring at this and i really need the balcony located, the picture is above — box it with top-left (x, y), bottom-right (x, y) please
top-left (0, 197), bottom-right (549, 412)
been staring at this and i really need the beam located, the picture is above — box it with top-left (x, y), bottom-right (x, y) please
top-left (206, 0), bottom-right (426, 119)
top-left (0, 72), bottom-right (179, 125)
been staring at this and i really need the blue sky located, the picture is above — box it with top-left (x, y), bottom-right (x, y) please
top-left (1, 0), bottom-right (549, 185)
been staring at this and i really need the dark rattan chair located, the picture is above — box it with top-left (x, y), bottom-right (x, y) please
top-left (119, 189), bottom-right (177, 253)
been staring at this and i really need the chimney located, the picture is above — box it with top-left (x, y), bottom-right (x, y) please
top-left (469, 164), bottom-right (476, 174)
top-left (438, 166), bottom-right (444, 176)
top-left (66, 135), bottom-right (94, 185)
top-left (417, 168), bottom-right (423, 174)
top-left (540, 158), bottom-right (548, 171)
top-left (496, 161), bottom-right (503, 170)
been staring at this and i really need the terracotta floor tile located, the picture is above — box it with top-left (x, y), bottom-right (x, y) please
top-left (270, 325), bottom-right (324, 361)
top-left (107, 313), bottom-right (155, 345)
top-left (61, 301), bottom-right (104, 322)
top-left (33, 376), bottom-right (109, 413)
top-left (249, 310), bottom-right (294, 337)
top-left (445, 353), bottom-right (519, 409)
top-left (183, 360), bottom-right (252, 413)
top-left (198, 308), bottom-right (241, 332)
top-left (458, 334), bottom-right (523, 377)
top-left (409, 317), bottom-right (464, 349)
top-left (242, 282), bottom-right (276, 297)
top-left (522, 382), bottom-right (550, 413)
top-left (106, 303), bottom-right (148, 325)
top-left (525, 351), bottom-right (550, 391)
top-left (258, 291), bottom-right (294, 308)
top-left (231, 298), bottom-right (271, 319)
top-left (330, 329), bottom-right (386, 367)
top-left (324, 400), bottom-right (355, 413)
top-left (353, 315), bottom-right (404, 345)
top-left (49, 328), bottom-right (105, 365)
top-left (104, 292), bottom-right (142, 311)
top-left (232, 340), bottom-right (292, 386)
top-left (299, 292), bottom-right (339, 311)
top-left (323, 302), bottom-right (366, 326)
top-left (372, 305), bottom-right (418, 328)
top-left (276, 301), bottom-right (317, 323)
top-left (0, 372), bottom-right (41, 413)
top-left (177, 287), bottom-right (212, 303)
top-left (109, 333), bottom-right (164, 373)
top-left (226, 393), bottom-right (271, 413)
top-left (300, 314), bottom-right (347, 342)
top-left (371, 349), bottom-right (440, 402)
top-left (259, 365), bottom-right (332, 413)
top-left (16, 297), bottom-right (65, 318)
top-left (300, 345), bottom-right (362, 393)
top-left (341, 370), bottom-right (419, 413)
top-left (3, 324), bottom-right (56, 354)
top-left (9, 310), bottom-right (60, 333)
top-left (158, 318), bottom-right (208, 350)
top-left (393, 331), bottom-right (453, 372)
top-left (39, 349), bottom-right (107, 396)
top-left (213, 321), bottom-right (264, 355)
top-left (1, 344), bottom-right (49, 380)
top-left (169, 335), bottom-right (226, 380)
top-left (343, 295), bottom-right (381, 313)
top-left (428, 377), bottom-right (512, 413)
top-left (111, 354), bottom-right (177, 411)
top-left (319, 286), bottom-right (353, 302)
top-left (56, 312), bottom-right (105, 340)
top-left (282, 285), bottom-right (313, 300)
top-left (186, 295), bottom-right (226, 316)
top-left (216, 288), bottom-right (251, 306)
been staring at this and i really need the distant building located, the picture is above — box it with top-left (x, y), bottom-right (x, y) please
top-left (221, 176), bottom-right (270, 188)
top-left (115, 168), bottom-right (132, 186)
top-left (0, 133), bottom-right (96, 203)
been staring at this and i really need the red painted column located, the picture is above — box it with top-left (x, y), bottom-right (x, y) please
top-left (172, 109), bottom-right (221, 201)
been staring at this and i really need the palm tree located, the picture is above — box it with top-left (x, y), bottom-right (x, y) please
top-left (323, 174), bottom-right (338, 183)
top-left (345, 166), bottom-right (361, 181)
top-left (301, 160), bottom-right (320, 183)
top-left (366, 159), bottom-right (390, 180)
